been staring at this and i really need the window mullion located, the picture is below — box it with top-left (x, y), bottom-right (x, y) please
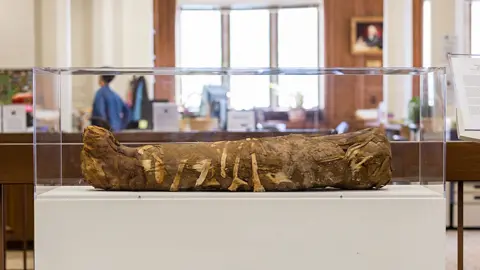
top-left (221, 11), bottom-right (230, 105)
top-left (317, 5), bottom-right (324, 110)
top-left (270, 10), bottom-right (279, 109)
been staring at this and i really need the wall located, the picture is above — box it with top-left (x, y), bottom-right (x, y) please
top-left (0, 0), bottom-right (154, 114)
top-left (0, 0), bottom-right (35, 68)
top-left (323, 0), bottom-right (383, 127)
top-left (71, 0), bottom-right (93, 109)
top-left (426, 0), bottom-right (460, 121)
top-left (72, 0), bottom-right (155, 110)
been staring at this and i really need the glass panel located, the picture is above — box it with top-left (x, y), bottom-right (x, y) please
top-left (179, 10), bottom-right (222, 112)
top-left (37, 67), bottom-right (441, 76)
top-left (32, 67), bottom-right (446, 198)
top-left (277, 7), bottom-right (319, 109)
top-left (34, 69), bottom-right (62, 193)
top-left (229, 9), bottom-right (270, 109)
top-left (419, 69), bottom-right (446, 194)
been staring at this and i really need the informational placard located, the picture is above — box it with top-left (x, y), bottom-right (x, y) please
top-left (449, 54), bottom-right (480, 141)
top-left (2, 104), bottom-right (27, 133)
top-left (227, 110), bottom-right (256, 131)
top-left (152, 102), bottom-right (180, 132)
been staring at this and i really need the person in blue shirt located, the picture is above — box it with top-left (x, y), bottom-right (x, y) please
top-left (91, 75), bottom-right (131, 132)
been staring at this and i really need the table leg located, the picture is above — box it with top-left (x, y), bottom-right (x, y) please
top-left (458, 181), bottom-right (464, 270)
top-left (0, 185), bottom-right (5, 270)
top-left (22, 185), bottom-right (27, 270)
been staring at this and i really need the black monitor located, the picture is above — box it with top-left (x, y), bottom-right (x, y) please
top-left (199, 85), bottom-right (228, 130)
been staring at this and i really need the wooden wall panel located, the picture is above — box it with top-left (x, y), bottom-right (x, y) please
top-left (153, 0), bottom-right (177, 101)
top-left (412, 0), bottom-right (423, 97)
top-left (324, 0), bottom-right (384, 127)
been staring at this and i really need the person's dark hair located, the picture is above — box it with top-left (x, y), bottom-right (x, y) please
top-left (101, 75), bottom-right (115, 85)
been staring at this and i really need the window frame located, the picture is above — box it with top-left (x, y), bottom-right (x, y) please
top-left (177, 4), bottom-right (324, 110)
top-left (177, 9), bottom-right (223, 110)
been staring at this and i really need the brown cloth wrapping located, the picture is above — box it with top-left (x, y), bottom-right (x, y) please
top-left (81, 126), bottom-right (392, 191)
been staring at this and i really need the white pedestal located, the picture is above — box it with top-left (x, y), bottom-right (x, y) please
top-left (35, 186), bottom-right (445, 270)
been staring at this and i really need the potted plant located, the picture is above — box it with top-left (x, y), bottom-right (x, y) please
top-left (408, 96), bottom-right (420, 124)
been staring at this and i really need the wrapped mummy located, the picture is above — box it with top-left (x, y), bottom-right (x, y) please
top-left (81, 126), bottom-right (392, 191)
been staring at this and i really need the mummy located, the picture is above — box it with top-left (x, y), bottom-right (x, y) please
top-left (81, 126), bottom-right (392, 191)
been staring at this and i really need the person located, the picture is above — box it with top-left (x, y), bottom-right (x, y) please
top-left (354, 24), bottom-right (382, 52)
top-left (364, 25), bottom-right (382, 49)
top-left (91, 75), bottom-right (130, 132)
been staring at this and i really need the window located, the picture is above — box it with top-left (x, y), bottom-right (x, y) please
top-left (277, 7), bottom-right (319, 109)
top-left (179, 10), bottom-right (222, 110)
top-left (178, 5), bottom-right (324, 110)
top-left (471, 1), bottom-right (480, 54)
top-left (229, 9), bottom-right (270, 109)
top-left (422, 0), bottom-right (434, 106)
top-left (422, 0), bottom-right (431, 67)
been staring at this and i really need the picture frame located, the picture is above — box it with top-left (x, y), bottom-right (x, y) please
top-left (351, 16), bottom-right (383, 56)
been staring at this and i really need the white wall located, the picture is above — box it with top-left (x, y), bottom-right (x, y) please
top-left (383, 0), bottom-right (413, 122)
top-left (424, 0), bottom-right (467, 121)
top-left (71, 0), bottom-right (93, 109)
top-left (34, 0), bottom-right (73, 131)
top-left (428, 0), bottom-right (456, 67)
top-left (73, 0), bottom-right (154, 110)
top-left (0, 0), bottom-right (35, 68)
top-left (0, 0), bottom-right (154, 114)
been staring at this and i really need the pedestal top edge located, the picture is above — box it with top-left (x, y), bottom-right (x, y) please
top-left (35, 185), bottom-right (444, 200)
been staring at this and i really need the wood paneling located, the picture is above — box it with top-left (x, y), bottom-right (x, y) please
top-left (4, 185), bottom-right (33, 243)
top-left (446, 142), bottom-right (480, 181)
top-left (412, 0), bottom-right (423, 97)
top-left (153, 0), bottom-right (176, 101)
top-left (0, 145), bottom-right (33, 185)
top-left (324, 0), bottom-right (384, 127)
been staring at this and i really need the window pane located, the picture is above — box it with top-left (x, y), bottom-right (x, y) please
top-left (277, 8), bottom-right (319, 109)
top-left (422, 0), bottom-right (434, 106)
top-left (422, 0), bottom-right (431, 66)
top-left (472, 2), bottom-right (480, 54)
top-left (229, 9), bottom-right (270, 109)
top-left (179, 10), bottom-right (222, 110)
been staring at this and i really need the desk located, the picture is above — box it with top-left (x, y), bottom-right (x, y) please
top-left (446, 141), bottom-right (480, 270)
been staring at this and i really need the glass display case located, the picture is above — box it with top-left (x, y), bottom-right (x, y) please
top-left (33, 67), bottom-right (447, 270)
top-left (33, 67), bottom-right (446, 194)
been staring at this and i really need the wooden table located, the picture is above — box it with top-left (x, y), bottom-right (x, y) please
top-left (454, 180), bottom-right (465, 270)
top-left (446, 141), bottom-right (480, 270)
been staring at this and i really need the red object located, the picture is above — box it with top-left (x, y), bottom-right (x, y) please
top-left (11, 92), bottom-right (33, 104)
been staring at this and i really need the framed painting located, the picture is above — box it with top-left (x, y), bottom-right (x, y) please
top-left (351, 16), bottom-right (383, 56)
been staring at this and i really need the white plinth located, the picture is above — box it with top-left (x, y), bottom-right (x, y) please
top-left (35, 186), bottom-right (445, 270)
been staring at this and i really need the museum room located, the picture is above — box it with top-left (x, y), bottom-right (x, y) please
top-left (0, 0), bottom-right (480, 269)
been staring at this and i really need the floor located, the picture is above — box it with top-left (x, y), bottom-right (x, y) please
top-left (445, 230), bottom-right (480, 270)
top-left (4, 230), bottom-right (480, 270)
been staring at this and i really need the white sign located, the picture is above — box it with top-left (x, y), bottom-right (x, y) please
top-left (449, 55), bottom-right (480, 141)
top-left (2, 104), bottom-right (27, 133)
top-left (152, 102), bottom-right (180, 132)
top-left (227, 110), bottom-right (256, 131)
